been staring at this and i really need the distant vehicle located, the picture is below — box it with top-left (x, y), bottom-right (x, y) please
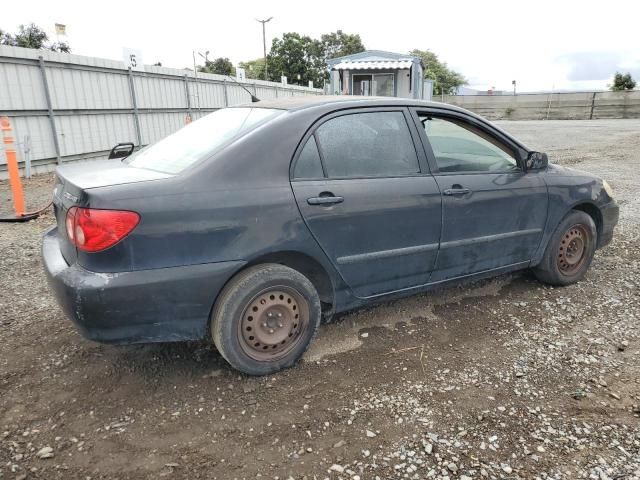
top-left (43, 97), bottom-right (619, 375)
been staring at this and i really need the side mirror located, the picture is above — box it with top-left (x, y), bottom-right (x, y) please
top-left (526, 151), bottom-right (548, 170)
top-left (108, 142), bottom-right (135, 160)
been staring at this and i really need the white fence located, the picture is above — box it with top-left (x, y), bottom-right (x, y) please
top-left (0, 45), bottom-right (323, 176)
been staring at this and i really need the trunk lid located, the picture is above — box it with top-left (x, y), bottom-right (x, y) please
top-left (52, 160), bottom-right (171, 265)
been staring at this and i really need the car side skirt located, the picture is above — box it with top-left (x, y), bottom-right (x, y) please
top-left (333, 260), bottom-right (531, 314)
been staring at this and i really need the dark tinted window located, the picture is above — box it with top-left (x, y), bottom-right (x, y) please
top-left (315, 112), bottom-right (419, 178)
top-left (293, 136), bottom-right (324, 179)
top-left (421, 116), bottom-right (518, 173)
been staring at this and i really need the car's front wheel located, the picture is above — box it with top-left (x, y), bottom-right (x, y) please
top-left (533, 210), bottom-right (597, 286)
top-left (211, 264), bottom-right (321, 375)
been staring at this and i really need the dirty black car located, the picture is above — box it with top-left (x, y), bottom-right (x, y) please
top-left (43, 97), bottom-right (619, 375)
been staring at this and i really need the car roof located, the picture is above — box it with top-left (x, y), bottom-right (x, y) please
top-left (235, 95), bottom-right (460, 112)
top-left (234, 95), bottom-right (531, 153)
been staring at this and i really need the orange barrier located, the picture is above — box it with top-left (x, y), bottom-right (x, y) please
top-left (1, 116), bottom-right (26, 216)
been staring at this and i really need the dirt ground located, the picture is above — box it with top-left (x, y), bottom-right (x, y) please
top-left (1, 120), bottom-right (639, 480)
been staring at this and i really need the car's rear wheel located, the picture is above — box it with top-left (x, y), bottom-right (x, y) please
top-left (211, 264), bottom-right (321, 375)
top-left (533, 210), bottom-right (597, 286)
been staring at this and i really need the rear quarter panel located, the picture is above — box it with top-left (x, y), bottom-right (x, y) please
top-left (78, 107), bottom-right (348, 303)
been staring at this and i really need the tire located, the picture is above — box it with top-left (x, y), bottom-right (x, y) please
top-left (533, 210), bottom-right (597, 286)
top-left (211, 263), bottom-right (321, 375)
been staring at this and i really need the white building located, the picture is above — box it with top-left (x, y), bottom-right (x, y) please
top-left (327, 50), bottom-right (430, 100)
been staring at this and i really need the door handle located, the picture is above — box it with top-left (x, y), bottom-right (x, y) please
top-left (443, 187), bottom-right (471, 196)
top-left (307, 195), bottom-right (344, 206)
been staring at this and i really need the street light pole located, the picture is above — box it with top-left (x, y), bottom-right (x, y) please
top-left (198, 50), bottom-right (210, 65)
top-left (256, 17), bottom-right (273, 80)
top-left (192, 50), bottom-right (209, 113)
top-left (192, 51), bottom-right (200, 112)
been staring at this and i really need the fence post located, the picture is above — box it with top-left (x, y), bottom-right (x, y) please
top-left (223, 79), bottom-right (229, 107)
top-left (589, 92), bottom-right (597, 120)
top-left (184, 74), bottom-right (192, 121)
top-left (23, 135), bottom-right (32, 179)
top-left (127, 67), bottom-right (143, 147)
top-left (38, 56), bottom-right (62, 165)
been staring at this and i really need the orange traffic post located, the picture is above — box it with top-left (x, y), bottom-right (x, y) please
top-left (1, 116), bottom-right (25, 217)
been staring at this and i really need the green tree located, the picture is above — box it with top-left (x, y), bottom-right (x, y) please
top-left (199, 57), bottom-right (234, 76)
top-left (49, 41), bottom-right (71, 53)
top-left (267, 32), bottom-right (325, 86)
top-left (610, 72), bottom-right (636, 91)
top-left (409, 49), bottom-right (466, 95)
top-left (239, 58), bottom-right (266, 80)
top-left (320, 30), bottom-right (365, 60)
top-left (0, 23), bottom-right (71, 52)
top-left (13, 23), bottom-right (48, 49)
top-left (238, 30), bottom-right (365, 86)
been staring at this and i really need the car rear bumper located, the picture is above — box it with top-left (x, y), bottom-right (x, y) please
top-left (42, 226), bottom-right (245, 344)
top-left (597, 200), bottom-right (619, 249)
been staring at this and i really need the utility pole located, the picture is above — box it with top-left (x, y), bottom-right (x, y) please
top-left (256, 17), bottom-right (273, 80)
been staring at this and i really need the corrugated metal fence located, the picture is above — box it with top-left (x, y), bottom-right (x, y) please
top-left (0, 45), bottom-right (323, 176)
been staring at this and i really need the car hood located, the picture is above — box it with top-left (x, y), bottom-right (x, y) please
top-left (56, 160), bottom-right (172, 189)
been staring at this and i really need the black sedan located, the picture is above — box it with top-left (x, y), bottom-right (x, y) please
top-left (43, 96), bottom-right (619, 375)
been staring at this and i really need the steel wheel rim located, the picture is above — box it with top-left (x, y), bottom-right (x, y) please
top-left (238, 286), bottom-right (310, 362)
top-left (557, 224), bottom-right (590, 275)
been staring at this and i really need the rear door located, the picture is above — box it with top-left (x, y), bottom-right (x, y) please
top-left (412, 109), bottom-right (548, 282)
top-left (290, 108), bottom-right (442, 298)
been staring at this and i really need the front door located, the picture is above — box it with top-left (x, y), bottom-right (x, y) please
top-left (352, 74), bottom-right (371, 96)
top-left (414, 111), bottom-right (548, 282)
top-left (291, 109), bottom-right (442, 298)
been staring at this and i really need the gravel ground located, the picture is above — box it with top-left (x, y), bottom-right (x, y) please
top-left (0, 119), bottom-right (639, 480)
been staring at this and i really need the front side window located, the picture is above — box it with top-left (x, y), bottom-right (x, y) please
top-left (315, 111), bottom-right (419, 178)
top-left (420, 116), bottom-right (519, 173)
top-left (126, 107), bottom-right (282, 174)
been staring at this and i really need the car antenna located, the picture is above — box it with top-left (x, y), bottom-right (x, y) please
top-left (224, 75), bottom-right (260, 103)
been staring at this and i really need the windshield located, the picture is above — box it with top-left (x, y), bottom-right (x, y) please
top-left (126, 107), bottom-right (283, 174)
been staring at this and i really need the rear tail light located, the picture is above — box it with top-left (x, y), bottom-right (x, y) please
top-left (65, 207), bottom-right (140, 252)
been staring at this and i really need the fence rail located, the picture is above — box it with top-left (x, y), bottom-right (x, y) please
top-left (0, 45), bottom-right (323, 176)
top-left (440, 90), bottom-right (640, 121)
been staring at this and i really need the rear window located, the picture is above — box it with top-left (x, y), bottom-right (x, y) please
top-left (126, 107), bottom-right (282, 174)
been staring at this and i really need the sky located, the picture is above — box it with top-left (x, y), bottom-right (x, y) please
top-left (3, 0), bottom-right (640, 92)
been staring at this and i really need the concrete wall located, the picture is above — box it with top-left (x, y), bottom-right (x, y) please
top-left (440, 90), bottom-right (640, 120)
top-left (0, 45), bottom-right (323, 176)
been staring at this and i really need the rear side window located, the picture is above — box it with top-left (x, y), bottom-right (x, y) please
top-left (293, 136), bottom-right (323, 179)
top-left (315, 111), bottom-right (420, 178)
